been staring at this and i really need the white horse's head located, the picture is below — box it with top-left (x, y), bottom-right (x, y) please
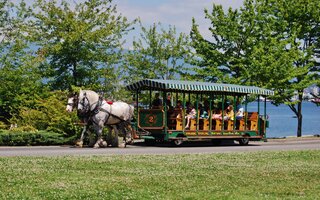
top-left (77, 89), bottom-right (99, 114)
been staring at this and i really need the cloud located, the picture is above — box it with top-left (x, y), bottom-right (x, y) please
top-left (15, 0), bottom-right (243, 47)
top-left (114, 0), bottom-right (243, 47)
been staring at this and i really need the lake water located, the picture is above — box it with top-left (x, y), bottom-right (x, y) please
top-left (247, 101), bottom-right (320, 138)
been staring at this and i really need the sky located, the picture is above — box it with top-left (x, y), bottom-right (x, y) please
top-left (14, 0), bottom-right (244, 48)
top-left (113, 0), bottom-right (244, 48)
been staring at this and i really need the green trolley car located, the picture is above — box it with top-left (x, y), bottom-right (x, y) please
top-left (126, 79), bottom-right (274, 146)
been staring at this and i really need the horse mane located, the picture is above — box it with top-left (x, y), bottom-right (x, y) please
top-left (79, 89), bottom-right (100, 111)
top-left (80, 89), bottom-right (98, 98)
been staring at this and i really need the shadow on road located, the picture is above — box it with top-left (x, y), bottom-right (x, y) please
top-left (130, 139), bottom-right (260, 148)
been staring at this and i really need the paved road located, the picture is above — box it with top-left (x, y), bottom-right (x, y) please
top-left (0, 138), bottom-right (319, 157)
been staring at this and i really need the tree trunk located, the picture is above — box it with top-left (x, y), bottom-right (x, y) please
top-left (297, 94), bottom-right (303, 137)
top-left (73, 61), bottom-right (77, 86)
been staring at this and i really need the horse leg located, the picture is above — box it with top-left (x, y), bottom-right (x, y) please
top-left (93, 124), bottom-right (107, 148)
top-left (87, 128), bottom-right (96, 147)
top-left (105, 126), bottom-right (113, 147)
top-left (111, 125), bottom-right (120, 147)
top-left (75, 125), bottom-right (87, 147)
top-left (116, 124), bottom-right (127, 148)
top-left (125, 123), bottom-right (135, 145)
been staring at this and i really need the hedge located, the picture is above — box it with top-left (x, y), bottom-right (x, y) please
top-left (0, 130), bottom-right (75, 146)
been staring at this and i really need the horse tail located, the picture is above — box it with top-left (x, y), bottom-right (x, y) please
top-left (129, 104), bottom-right (135, 120)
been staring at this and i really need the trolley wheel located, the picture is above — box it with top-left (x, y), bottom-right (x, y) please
top-left (238, 138), bottom-right (249, 145)
top-left (172, 139), bottom-right (183, 146)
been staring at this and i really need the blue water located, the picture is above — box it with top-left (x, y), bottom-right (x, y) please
top-left (247, 102), bottom-right (320, 138)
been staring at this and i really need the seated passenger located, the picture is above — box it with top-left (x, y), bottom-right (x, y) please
top-left (175, 100), bottom-right (183, 119)
top-left (236, 104), bottom-right (244, 120)
top-left (224, 105), bottom-right (234, 121)
top-left (166, 93), bottom-right (173, 110)
top-left (185, 104), bottom-right (196, 129)
top-left (176, 100), bottom-right (182, 109)
top-left (212, 109), bottom-right (222, 120)
top-left (152, 93), bottom-right (162, 108)
top-left (212, 105), bottom-right (234, 121)
top-left (200, 110), bottom-right (208, 118)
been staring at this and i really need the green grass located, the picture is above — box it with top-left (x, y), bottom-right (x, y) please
top-left (1, 150), bottom-right (320, 199)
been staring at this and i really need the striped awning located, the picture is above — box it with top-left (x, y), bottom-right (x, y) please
top-left (126, 79), bottom-right (274, 96)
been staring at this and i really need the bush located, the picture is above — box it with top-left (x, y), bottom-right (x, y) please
top-left (0, 121), bottom-right (8, 129)
top-left (0, 130), bottom-right (70, 146)
top-left (10, 90), bottom-right (80, 137)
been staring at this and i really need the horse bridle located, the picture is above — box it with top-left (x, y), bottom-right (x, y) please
top-left (78, 92), bottom-right (91, 114)
top-left (78, 92), bottom-right (102, 115)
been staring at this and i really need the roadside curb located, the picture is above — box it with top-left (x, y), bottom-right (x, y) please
top-left (263, 135), bottom-right (320, 143)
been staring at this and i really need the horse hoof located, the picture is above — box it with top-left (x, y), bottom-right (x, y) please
top-left (100, 141), bottom-right (108, 148)
top-left (118, 143), bottom-right (126, 148)
top-left (75, 141), bottom-right (83, 148)
top-left (126, 139), bottom-right (134, 145)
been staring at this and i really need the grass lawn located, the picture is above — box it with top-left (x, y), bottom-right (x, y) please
top-left (1, 150), bottom-right (319, 199)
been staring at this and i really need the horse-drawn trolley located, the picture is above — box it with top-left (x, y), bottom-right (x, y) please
top-left (126, 79), bottom-right (274, 146)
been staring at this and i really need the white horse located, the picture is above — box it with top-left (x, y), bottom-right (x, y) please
top-left (66, 90), bottom-right (135, 148)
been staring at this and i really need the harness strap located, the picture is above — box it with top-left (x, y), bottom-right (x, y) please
top-left (81, 94), bottom-right (131, 126)
top-left (99, 107), bottom-right (130, 124)
top-left (91, 96), bottom-right (103, 114)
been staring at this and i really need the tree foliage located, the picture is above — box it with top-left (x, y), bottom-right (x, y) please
top-left (28, 0), bottom-right (135, 91)
top-left (124, 21), bottom-right (191, 83)
top-left (190, 0), bottom-right (320, 136)
top-left (0, 0), bottom-right (45, 123)
top-left (0, 0), bottom-right (137, 136)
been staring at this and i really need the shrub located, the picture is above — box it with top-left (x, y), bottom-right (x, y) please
top-left (10, 91), bottom-right (80, 137)
top-left (0, 130), bottom-right (68, 146)
top-left (0, 121), bottom-right (8, 129)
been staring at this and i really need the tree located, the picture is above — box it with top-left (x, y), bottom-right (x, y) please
top-left (123, 21), bottom-right (191, 83)
top-left (190, 0), bottom-right (320, 137)
top-left (269, 0), bottom-right (320, 137)
top-left (0, 0), bottom-right (45, 123)
top-left (190, 4), bottom-right (254, 84)
top-left (27, 0), bottom-right (135, 91)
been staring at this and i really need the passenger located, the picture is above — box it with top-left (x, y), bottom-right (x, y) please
top-left (199, 103), bottom-right (208, 118)
top-left (185, 104), bottom-right (196, 129)
top-left (212, 109), bottom-right (222, 120)
top-left (175, 100), bottom-right (183, 119)
top-left (224, 105), bottom-right (234, 121)
top-left (176, 100), bottom-right (182, 109)
top-left (166, 93), bottom-right (173, 109)
top-left (212, 105), bottom-right (234, 120)
top-left (152, 93), bottom-right (162, 108)
top-left (236, 103), bottom-right (244, 120)
top-left (203, 99), bottom-right (210, 113)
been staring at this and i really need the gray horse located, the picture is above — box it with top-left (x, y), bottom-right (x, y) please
top-left (66, 89), bottom-right (135, 148)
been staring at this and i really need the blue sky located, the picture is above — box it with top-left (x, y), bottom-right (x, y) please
top-left (114, 0), bottom-right (243, 48)
top-left (16, 0), bottom-right (244, 48)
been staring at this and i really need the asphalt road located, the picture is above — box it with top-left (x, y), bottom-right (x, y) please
top-left (0, 138), bottom-right (319, 157)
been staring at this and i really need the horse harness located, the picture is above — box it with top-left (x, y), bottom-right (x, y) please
top-left (79, 93), bottom-right (130, 126)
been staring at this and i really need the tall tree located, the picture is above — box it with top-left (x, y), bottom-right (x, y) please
top-left (124, 22), bottom-right (191, 83)
top-left (190, 0), bottom-right (320, 137)
top-left (190, 4), bottom-right (254, 84)
top-left (267, 0), bottom-right (320, 137)
top-left (27, 0), bottom-right (135, 91)
top-left (0, 0), bottom-right (45, 122)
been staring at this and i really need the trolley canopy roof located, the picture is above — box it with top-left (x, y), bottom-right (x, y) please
top-left (126, 79), bottom-right (274, 96)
